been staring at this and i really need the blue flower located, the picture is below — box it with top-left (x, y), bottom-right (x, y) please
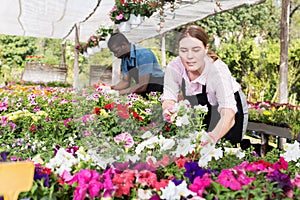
top-left (184, 161), bottom-right (211, 183)
top-left (0, 151), bottom-right (9, 162)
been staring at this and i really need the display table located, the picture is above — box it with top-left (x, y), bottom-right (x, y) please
top-left (247, 122), bottom-right (300, 156)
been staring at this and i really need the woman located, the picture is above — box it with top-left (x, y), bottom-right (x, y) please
top-left (162, 25), bottom-right (248, 145)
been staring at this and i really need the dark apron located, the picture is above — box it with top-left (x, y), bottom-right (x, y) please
top-left (182, 79), bottom-right (244, 144)
top-left (127, 45), bottom-right (164, 98)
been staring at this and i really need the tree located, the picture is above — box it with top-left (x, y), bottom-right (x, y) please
top-left (0, 35), bottom-right (36, 69)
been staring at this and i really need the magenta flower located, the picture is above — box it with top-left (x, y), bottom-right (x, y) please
top-left (72, 169), bottom-right (103, 200)
top-left (236, 170), bottom-right (256, 185)
top-left (101, 168), bottom-right (118, 197)
top-left (189, 173), bottom-right (211, 197)
top-left (114, 132), bottom-right (134, 148)
top-left (0, 116), bottom-right (8, 127)
top-left (216, 169), bottom-right (242, 190)
top-left (0, 101), bottom-right (8, 111)
top-left (9, 122), bottom-right (17, 131)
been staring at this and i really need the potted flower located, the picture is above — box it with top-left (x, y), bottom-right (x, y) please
top-left (109, 0), bottom-right (133, 24)
top-left (110, 0), bottom-right (160, 31)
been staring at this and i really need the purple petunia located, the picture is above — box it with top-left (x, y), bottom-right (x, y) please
top-left (266, 170), bottom-right (293, 192)
top-left (0, 151), bottom-right (9, 162)
top-left (184, 161), bottom-right (212, 183)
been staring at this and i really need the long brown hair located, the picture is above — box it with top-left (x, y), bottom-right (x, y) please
top-left (179, 25), bottom-right (218, 62)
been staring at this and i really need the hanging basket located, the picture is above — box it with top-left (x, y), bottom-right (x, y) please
top-left (118, 21), bottom-right (131, 32)
top-left (129, 14), bottom-right (143, 28)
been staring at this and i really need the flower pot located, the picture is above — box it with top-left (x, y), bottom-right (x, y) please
top-left (87, 47), bottom-right (95, 56)
top-left (129, 14), bottom-right (143, 28)
top-left (118, 21), bottom-right (131, 32)
top-left (92, 46), bottom-right (101, 54)
top-left (98, 40), bottom-right (107, 49)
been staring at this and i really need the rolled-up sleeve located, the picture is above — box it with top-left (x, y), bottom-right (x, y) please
top-left (162, 58), bottom-right (182, 102)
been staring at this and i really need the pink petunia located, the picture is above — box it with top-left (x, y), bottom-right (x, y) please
top-left (291, 173), bottom-right (300, 187)
top-left (114, 132), bottom-right (134, 148)
top-left (116, 13), bottom-right (124, 21)
top-left (236, 170), bottom-right (256, 185)
top-left (112, 169), bottom-right (135, 196)
top-left (189, 173), bottom-right (211, 197)
top-left (216, 169), bottom-right (242, 190)
top-left (101, 168), bottom-right (117, 197)
top-left (136, 170), bottom-right (157, 187)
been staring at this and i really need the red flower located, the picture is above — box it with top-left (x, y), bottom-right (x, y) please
top-left (112, 169), bottom-right (135, 196)
top-left (104, 102), bottom-right (115, 110)
top-left (29, 125), bottom-right (36, 132)
top-left (165, 124), bottom-right (171, 132)
top-left (117, 104), bottom-right (130, 119)
top-left (129, 110), bottom-right (143, 121)
top-left (93, 107), bottom-right (101, 115)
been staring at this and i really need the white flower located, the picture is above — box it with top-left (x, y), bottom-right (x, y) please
top-left (158, 135), bottom-right (175, 151)
top-left (224, 147), bottom-right (245, 159)
top-left (135, 143), bottom-right (146, 155)
top-left (198, 145), bottom-right (223, 167)
top-left (175, 114), bottom-right (190, 127)
top-left (141, 131), bottom-right (153, 139)
top-left (45, 148), bottom-right (78, 175)
top-left (76, 146), bottom-right (91, 162)
top-left (173, 138), bottom-right (195, 157)
top-left (137, 188), bottom-right (152, 200)
top-left (281, 141), bottom-right (300, 162)
top-left (125, 154), bottom-right (140, 163)
top-left (160, 180), bottom-right (196, 200)
top-left (194, 104), bottom-right (208, 112)
top-left (32, 154), bottom-right (44, 164)
top-left (87, 149), bottom-right (114, 169)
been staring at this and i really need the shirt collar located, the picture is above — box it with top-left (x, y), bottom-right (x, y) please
top-left (129, 43), bottom-right (136, 59)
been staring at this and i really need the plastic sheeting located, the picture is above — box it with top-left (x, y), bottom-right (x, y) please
top-left (0, 0), bottom-right (265, 43)
top-left (0, 0), bottom-right (114, 42)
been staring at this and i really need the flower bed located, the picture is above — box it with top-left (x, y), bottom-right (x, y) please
top-left (0, 84), bottom-right (300, 199)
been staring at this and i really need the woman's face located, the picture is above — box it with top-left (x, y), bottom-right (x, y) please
top-left (179, 36), bottom-right (207, 72)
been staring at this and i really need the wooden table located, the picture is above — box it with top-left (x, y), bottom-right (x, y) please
top-left (246, 122), bottom-right (300, 156)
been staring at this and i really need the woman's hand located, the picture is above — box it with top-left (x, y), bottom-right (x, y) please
top-left (162, 100), bottom-right (176, 123)
top-left (162, 100), bottom-right (176, 111)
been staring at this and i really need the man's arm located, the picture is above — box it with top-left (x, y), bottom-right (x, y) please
top-left (119, 74), bottom-right (150, 95)
top-left (111, 74), bottom-right (130, 90)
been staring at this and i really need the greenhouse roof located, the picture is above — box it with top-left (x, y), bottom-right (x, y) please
top-left (0, 0), bottom-right (265, 43)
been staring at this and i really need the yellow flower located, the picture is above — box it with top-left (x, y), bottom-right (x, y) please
top-left (100, 109), bottom-right (108, 117)
top-left (262, 110), bottom-right (271, 116)
top-left (36, 110), bottom-right (48, 117)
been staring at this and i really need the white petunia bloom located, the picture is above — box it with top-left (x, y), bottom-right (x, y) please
top-left (173, 138), bottom-right (195, 157)
top-left (175, 114), bottom-right (190, 127)
top-left (46, 148), bottom-right (78, 175)
top-left (281, 141), bottom-right (300, 162)
top-left (194, 104), bottom-right (208, 112)
top-left (224, 147), bottom-right (245, 159)
top-left (160, 180), bottom-right (196, 200)
top-left (137, 188), bottom-right (152, 200)
top-left (135, 135), bottom-right (160, 154)
top-left (140, 131), bottom-right (153, 139)
top-left (87, 149), bottom-right (115, 169)
top-left (158, 135), bottom-right (175, 151)
top-left (76, 146), bottom-right (91, 162)
top-left (198, 145), bottom-right (223, 167)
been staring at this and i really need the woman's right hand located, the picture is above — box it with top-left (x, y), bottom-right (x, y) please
top-left (162, 100), bottom-right (176, 111)
top-left (162, 100), bottom-right (176, 123)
